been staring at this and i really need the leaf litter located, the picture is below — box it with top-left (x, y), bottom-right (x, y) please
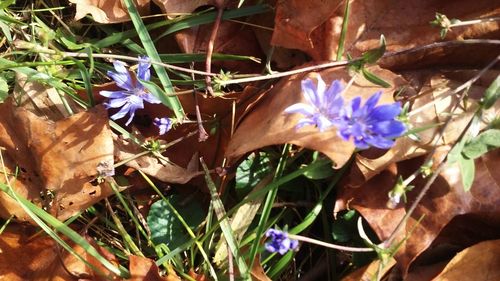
top-left (0, 0), bottom-right (499, 280)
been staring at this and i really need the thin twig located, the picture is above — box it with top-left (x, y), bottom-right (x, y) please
top-left (205, 0), bottom-right (226, 96)
top-left (384, 55), bottom-right (499, 246)
top-left (190, 62), bottom-right (209, 142)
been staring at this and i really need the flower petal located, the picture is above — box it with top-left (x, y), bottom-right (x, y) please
top-left (301, 78), bottom-right (319, 106)
top-left (142, 93), bottom-right (162, 104)
top-left (107, 70), bottom-right (133, 91)
top-left (99, 90), bottom-right (128, 99)
top-left (324, 79), bottom-right (343, 102)
top-left (137, 56), bottom-right (151, 81)
top-left (315, 75), bottom-right (327, 106)
top-left (284, 103), bottom-right (315, 116)
top-left (368, 103), bottom-right (402, 121)
top-left (372, 120), bottom-right (406, 138)
top-left (110, 103), bottom-right (131, 120)
top-left (105, 97), bottom-right (129, 108)
top-left (363, 91), bottom-right (382, 112)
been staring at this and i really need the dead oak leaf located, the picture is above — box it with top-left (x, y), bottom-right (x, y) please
top-left (226, 65), bottom-right (408, 168)
top-left (0, 227), bottom-right (120, 281)
top-left (334, 149), bottom-right (500, 276)
top-left (347, 70), bottom-right (500, 187)
top-left (70, 0), bottom-right (150, 23)
top-left (431, 239), bottom-right (500, 281)
top-left (272, 0), bottom-right (500, 61)
top-left (0, 99), bottom-right (115, 221)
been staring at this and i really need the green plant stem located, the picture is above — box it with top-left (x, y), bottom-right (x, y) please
top-left (288, 234), bottom-right (374, 252)
top-left (248, 144), bottom-right (291, 271)
top-left (336, 0), bottom-right (351, 61)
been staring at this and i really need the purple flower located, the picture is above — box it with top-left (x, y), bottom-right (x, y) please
top-left (284, 75), bottom-right (344, 132)
top-left (265, 228), bottom-right (298, 255)
top-left (100, 57), bottom-right (161, 126)
top-left (337, 91), bottom-right (406, 149)
top-left (153, 117), bottom-right (172, 135)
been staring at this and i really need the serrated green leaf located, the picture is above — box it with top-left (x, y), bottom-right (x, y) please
top-left (459, 157), bottom-right (475, 191)
top-left (361, 67), bottom-right (391, 88)
top-left (480, 76), bottom-right (500, 109)
top-left (361, 35), bottom-right (386, 64)
top-left (462, 129), bottom-right (500, 159)
top-left (147, 195), bottom-right (205, 250)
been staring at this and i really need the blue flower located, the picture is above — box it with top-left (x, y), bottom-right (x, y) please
top-left (100, 57), bottom-right (161, 126)
top-left (284, 75), bottom-right (344, 132)
top-left (337, 91), bottom-right (406, 149)
top-left (153, 117), bottom-right (172, 135)
top-left (265, 228), bottom-right (298, 255)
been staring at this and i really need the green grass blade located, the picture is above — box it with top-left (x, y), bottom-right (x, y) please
top-left (200, 159), bottom-right (249, 278)
top-left (122, 0), bottom-right (184, 121)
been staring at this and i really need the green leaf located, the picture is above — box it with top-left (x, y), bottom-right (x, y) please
top-left (303, 161), bottom-right (334, 180)
top-left (462, 129), bottom-right (500, 159)
top-left (361, 67), bottom-right (391, 88)
top-left (361, 35), bottom-right (386, 64)
top-left (147, 195), bottom-right (205, 250)
top-left (331, 210), bottom-right (358, 243)
top-left (0, 0), bottom-right (15, 9)
top-left (480, 76), bottom-right (500, 109)
top-left (236, 152), bottom-right (271, 197)
top-left (0, 75), bottom-right (8, 103)
top-left (459, 157), bottom-right (475, 191)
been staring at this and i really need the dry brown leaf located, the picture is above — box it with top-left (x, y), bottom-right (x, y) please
top-left (334, 149), bottom-right (500, 276)
top-left (226, 65), bottom-right (408, 168)
top-left (271, 0), bottom-right (343, 61)
top-left (174, 20), bottom-right (264, 74)
top-left (0, 227), bottom-right (120, 281)
top-left (152, 0), bottom-right (210, 16)
top-left (0, 99), bottom-right (115, 221)
top-left (347, 70), bottom-right (500, 187)
top-left (341, 258), bottom-right (396, 281)
top-left (70, 0), bottom-right (150, 23)
top-left (114, 134), bottom-right (203, 184)
top-left (431, 240), bottom-right (500, 281)
top-left (272, 0), bottom-right (500, 61)
top-left (128, 255), bottom-right (180, 281)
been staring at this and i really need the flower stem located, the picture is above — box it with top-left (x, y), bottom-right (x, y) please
top-left (288, 234), bottom-right (374, 252)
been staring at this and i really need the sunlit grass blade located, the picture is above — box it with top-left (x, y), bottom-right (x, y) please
top-left (200, 158), bottom-right (249, 278)
top-left (122, 0), bottom-right (184, 121)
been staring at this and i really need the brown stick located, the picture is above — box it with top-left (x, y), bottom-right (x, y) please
top-left (205, 0), bottom-right (226, 96)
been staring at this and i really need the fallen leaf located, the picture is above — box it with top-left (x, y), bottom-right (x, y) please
top-left (70, 0), bottom-right (150, 23)
top-left (226, 65), bottom-right (408, 168)
top-left (271, 0), bottom-right (500, 60)
top-left (341, 258), bottom-right (396, 281)
top-left (114, 134), bottom-right (203, 184)
top-left (0, 99), bottom-right (115, 221)
top-left (431, 240), bottom-right (500, 281)
top-left (347, 70), bottom-right (500, 187)
top-left (334, 149), bottom-right (500, 276)
top-left (271, 0), bottom-right (342, 61)
top-left (128, 255), bottom-right (180, 281)
top-left (152, 0), bottom-right (210, 17)
top-left (174, 20), bottom-right (264, 73)
top-left (0, 227), bottom-right (120, 281)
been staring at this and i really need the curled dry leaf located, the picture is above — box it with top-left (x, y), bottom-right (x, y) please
top-left (348, 70), bottom-right (500, 187)
top-left (70, 0), bottom-right (150, 23)
top-left (0, 227), bottom-right (120, 281)
top-left (431, 239), bottom-right (500, 281)
top-left (272, 0), bottom-right (500, 61)
top-left (334, 149), bottom-right (500, 276)
top-left (0, 99), bottom-right (115, 221)
top-left (128, 255), bottom-right (181, 281)
top-left (226, 65), bottom-right (408, 168)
